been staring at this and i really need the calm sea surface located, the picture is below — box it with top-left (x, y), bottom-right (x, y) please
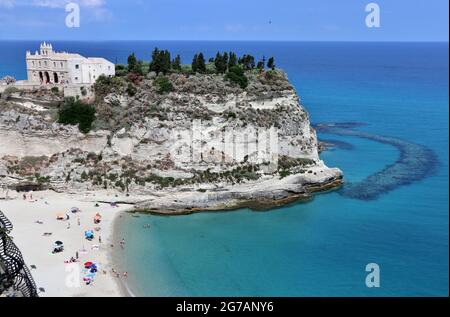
top-left (1, 41), bottom-right (448, 296)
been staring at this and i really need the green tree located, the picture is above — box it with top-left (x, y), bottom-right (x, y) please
top-left (172, 54), bottom-right (182, 71)
top-left (197, 53), bottom-right (206, 73)
top-left (223, 52), bottom-right (229, 70)
top-left (58, 97), bottom-right (96, 134)
top-left (127, 53), bottom-right (137, 72)
top-left (127, 53), bottom-right (143, 75)
top-left (215, 52), bottom-right (227, 74)
top-left (238, 54), bottom-right (256, 70)
top-left (257, 60), bottom-right (265, 71)
top-left (149, 48), bottom-right (171, 74)
top-left (228, 52), bottom-right (237, 69)
top-left (225, 66), bottom-right (248, 89)
top-left (267, 57), bottom-right (276, 70)
top-left (192, 53), bottom-right (199, 73)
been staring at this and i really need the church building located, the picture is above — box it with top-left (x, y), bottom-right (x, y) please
top-left (26, 42), bottom-right (115, 86)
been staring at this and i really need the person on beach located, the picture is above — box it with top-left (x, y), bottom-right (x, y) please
top-left (77, 217), bottom-right (81, 226)
top-left (123, 272), bottom-right (128, 278)
top-left (99, 235), bottom-right (102, 243)
top-left (23, 193), bottom-right (26, 200)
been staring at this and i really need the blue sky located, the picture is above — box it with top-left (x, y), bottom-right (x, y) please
top-left (0, 0), bottom-right (448, 41)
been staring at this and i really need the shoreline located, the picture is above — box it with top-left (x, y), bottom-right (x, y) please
top-left (0, 173), bottom-right (342, 297)
top-left (109, 211), bottom-right (136, 298)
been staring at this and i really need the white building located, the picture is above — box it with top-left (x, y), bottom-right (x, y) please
top-left (26, 42), bottom-right (115, 86)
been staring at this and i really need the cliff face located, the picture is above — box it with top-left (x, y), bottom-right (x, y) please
top-left (0, 70), bottom-right (343, 212)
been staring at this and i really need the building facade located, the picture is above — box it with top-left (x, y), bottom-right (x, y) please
top-left (26, 43), bottom-right (115, 86)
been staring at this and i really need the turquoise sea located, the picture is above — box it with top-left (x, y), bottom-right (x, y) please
top-left (0, 41), bottom-right (448, 296)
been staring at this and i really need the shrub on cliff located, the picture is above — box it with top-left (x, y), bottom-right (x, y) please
top-left (58, 97), bottom-right (96, 134)
top-left (93, 75), bottom-right (126, 99)
top-left (127, 53), bottom-right (144, 75)
top-left (225, 66), bottom-right (248, 89)
top-left (0, 86), bottom-right (20, 100)
top-left (115, 64), bottom-right (127, 77)
top-left (154, 76), bottom-right (174, 94)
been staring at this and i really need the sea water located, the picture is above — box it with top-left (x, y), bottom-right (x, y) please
top-left (1, 41), bottom-right (448, 296)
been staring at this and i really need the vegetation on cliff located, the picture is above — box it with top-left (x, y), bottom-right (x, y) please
top-left (58, 97), bottom-right (96, 133)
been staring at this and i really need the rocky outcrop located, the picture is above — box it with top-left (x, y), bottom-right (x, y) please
top-left (0, 70), bottom-right (343, 213)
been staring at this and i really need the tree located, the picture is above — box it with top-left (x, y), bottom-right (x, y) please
top-left (162, 50), bottom-right (171, 73)
top-left (197, 53), bottom-right (206, 73)
top-left (223, 52), bottom-right (229, 70)
top-left (127, 53), bottom-right (137, 70)
top-left (228, 52), bottom-right (237, 69)
top-left (127, 53), bottom-right (138, 72)
top-left (58, 97), bottom-right (96, 134)
top-left (238, 54), bottom-right (256, 70)
top-left (257, 60), bottom-right (265, 71)
top-left (127, 53), bottom-right (143, 75)
top-left (172, 54), bottom-right (182, 71)
top-left (225, 66), bottom-right (248, 89)
top-left (214, 52), bottom-right (227, 74)
top-left (257, 56), bottom-right (266, 71)
top-left (149, 48), bottom-right (171, 75)
top-left (192, 54), bottom-right (199, 73)
top-left (267, 57), bottom-right (276, 70)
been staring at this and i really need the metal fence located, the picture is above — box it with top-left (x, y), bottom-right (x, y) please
top-left (0, 210), bottom-right (39, 297)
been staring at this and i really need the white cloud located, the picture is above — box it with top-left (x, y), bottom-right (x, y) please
top-left (33, 0), bottom-right (106, 8)
top-left (0, 0), bottom-right (111, 23)
top-left (0, 0), bottom-right (107, 8)
top-left (0, 0), bottom-right (16, 8)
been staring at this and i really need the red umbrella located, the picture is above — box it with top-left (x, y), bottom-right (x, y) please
top-left (84, 262), bottom-right (93, 268)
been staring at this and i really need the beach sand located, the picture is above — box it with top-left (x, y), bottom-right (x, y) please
top-left (0, 190), bottom-right (132, 297)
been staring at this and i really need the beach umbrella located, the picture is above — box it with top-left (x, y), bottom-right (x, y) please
top-left (56, 213), bottom-right (65, 220)
top-left (84, 261), bottom-right (93, 268)
top-left (70, 207), bottom-right (80, 213)
top-left (55, 241), bottom-right (64, 246)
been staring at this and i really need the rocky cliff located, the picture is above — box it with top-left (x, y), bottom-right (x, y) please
top-left (0, 70), bottom-right (343, 213)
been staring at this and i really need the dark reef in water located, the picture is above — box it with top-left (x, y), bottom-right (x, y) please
top-left (319, 139), bottom-right (355, 151)
top-left (315, 122), bottom-right (439, 201)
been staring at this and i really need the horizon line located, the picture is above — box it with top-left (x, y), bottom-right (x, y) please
top-left (0, 39), bottom-right (448, 44)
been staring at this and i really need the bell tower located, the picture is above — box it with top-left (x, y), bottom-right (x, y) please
top-left (39, 42), bottom-right (53, 56)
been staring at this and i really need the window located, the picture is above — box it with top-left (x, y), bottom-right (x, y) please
top-left (75, 77), bottom-right (79, 81)
top-left (75, 64), bottom-right (80, 69)
top-left (61, 62), bottom-right (64, 68)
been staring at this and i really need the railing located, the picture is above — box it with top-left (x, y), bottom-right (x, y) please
top-left (0, 210), bottom-right (39, 297)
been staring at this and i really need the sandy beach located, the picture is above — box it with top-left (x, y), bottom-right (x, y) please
top-left (0, 190), bottom-right (133, 297)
